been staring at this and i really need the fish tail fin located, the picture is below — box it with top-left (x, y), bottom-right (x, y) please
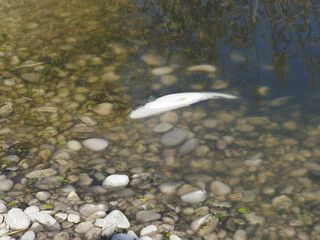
top-left (205, 92), bottom-right (238, 99)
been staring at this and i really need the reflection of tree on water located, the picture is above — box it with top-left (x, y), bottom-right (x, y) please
top-left (116, 0), bottom-right (319, 93)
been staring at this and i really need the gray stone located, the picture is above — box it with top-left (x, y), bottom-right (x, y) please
top-left (75, 222), bottom-right (94, 233)
top-left (210, 181), bottom-right (231, 196)
top-left (85, 227), bottom-right (102, 239)
top-left (179, 138), bottom-right (200, 155)
top-left (233, 229), bottom-right (246, 240)
top-left (6, 208), bottom-right (31, 230)
top-left (153, 122), bottom-right (173, 133)
top-left (111, 234), bottom-right (135, 240)
top-left (161, 129), bottom-right (188, 146)
top-left (181, 190), bottom-right (207, 204)
top-left (136, 210), bottom-right (161, 223)
top-left (161, 75), bottom-right (177, 86)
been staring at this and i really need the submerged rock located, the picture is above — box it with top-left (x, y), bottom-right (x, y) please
top-left (160, 129), bottom-right (188, 146)
top-left (190, 214), bottom-right (219, 236)
top-left (6, 208), bottom-right (30, 230)
top-left (187, 64), bottom-right (216, 72)
top-left (0, 102), bottom-right (13, 117)
top-left (83, 138), bottom-right (108, 151)
top-left (102, 174), bottom-right (129, 191)
top-left (179, 138), bottom-right (199, 155)
top-left (181, 190), bottom-right (207, 204)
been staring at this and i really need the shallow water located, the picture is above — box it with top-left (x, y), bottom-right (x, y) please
top-left (1, 0), bottom-right (320, 239)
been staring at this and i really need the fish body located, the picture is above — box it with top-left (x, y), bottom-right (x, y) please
top-left (129, 92), bottom-right (237, 119)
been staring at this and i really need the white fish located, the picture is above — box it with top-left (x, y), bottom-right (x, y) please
top-left (129, 92), bottom-right (237, 119)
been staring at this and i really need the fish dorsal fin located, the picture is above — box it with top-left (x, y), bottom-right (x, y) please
top-left (147, 95), bottom-right (157, 102)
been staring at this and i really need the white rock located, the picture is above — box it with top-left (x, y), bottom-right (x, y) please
top-left (0, 179), bottom-right (14, 191)
top-left (35, 191), bottom-right (51, 201)
top-left (24, 206), bottom-right (40, 215)
top-left (75, 222), bottom-right (94, 233)
top-left (67, 191), bottom-right (80, 201)
top-left (140, 224), bottom-right (158, 236)
top-left (88, 210), bottom-right (107, 219)
top-left (159, 182), bottom-right (181, 194)
top-left (101, 223), bottom-right (117, 237)
top-left (67, 140), bottom-right (82, 151)
top-left (181, 190), bottom-right (207, 203)
top-left (170, 235), bottom-right (182, 240)
top-left (68, 214), bottom-right (80, 223)
top-left (6, 208), bottom-right (30, 230)
top-left (102, 174), bottom-right (129, 191)
top-left (0, 236), bottom-right (11, 240)
top-left (0, 228), bottom-right (9, 236)
top-left (21, 230), bottom-right (36, 240)
top-left (27, 211), bottom-right (61, 231)
top-left (102, 210), bottom-right (130, 229)
top-left (55, 213), bottom-right (68, 223)
top-left (95, 218), bottom-right (106, 228)
top-left (0, 214), bottom-right (3, 224)
top-left (29, 222), bottom-right (43, 233)
top-left (210, 181), bottom-right (231, 195)
top-left (83, 138), bottom-right (108, 151)
top-left (0, 203), bottom-right (7, 213)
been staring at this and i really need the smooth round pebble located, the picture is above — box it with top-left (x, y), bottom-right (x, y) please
top-left (153, 122), bottom-right (173, 133)
top-left (83, 138), bottom-right (108, 151)
top-left (102, 175), bottom-right (129, 190)
top-left (160, 129), bottom-right (188, 146)
top-left (210, 181), bottom-right (232, 195)
top-left (181, 190), bottom-right (207, 203)
top-left (67, 140), bottom-right (82, 151)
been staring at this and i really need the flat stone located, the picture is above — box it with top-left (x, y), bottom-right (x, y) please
top-left (35, 191), bottom-right (51, 201)
top-left (28, 211), bottom-right (61, 231)
top-left (140, 224), bottom-right (158, 236)
top-left (111, 233), bottom-right (135, 240)
top-left (21, 72), bottom-right (41, 82)
top-left (161, 129), bottom-right (188, 146)
top-left (136, 210), bottom-right (161, 223)
top-left (159, 182), bottom-right (181, 194)
top-left (160, 75), bottom-right (177, 86)
top-left (83, 138), bottom-right (108, 151)
top-left (93, 103), bottom-right (113, 115)
top-left (0, 102), bottom-right (13, 117)
top-left (187, 64), bottom-right (216, 72)
top-left (26, 168), bottom-right (57, 178)
top-left (102, 174), bottom-right (129, 191)
top-left (21, 230), bottom-right (36, 240)
top-left (75, 222), bottom-right (94, 233)
top-left (151, 66), bottom-right (173, 75)
top-left (160, 111), bottom-right (179, 123)
top-left (181, 190), bottom-right (207, 204)
top-left (203, 119), bottom-right (218, 128)
top-left (179, 138), bottom-right (200, 155)
top-left (6, 208), bottom-right (31, 230)
top-left (141, 54), bottom-right (165, 66)
top-left (153, 122), bottom-right (173, 133)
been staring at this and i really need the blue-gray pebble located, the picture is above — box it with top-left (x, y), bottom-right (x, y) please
top-left (111, 234), bottom-right (135, 240)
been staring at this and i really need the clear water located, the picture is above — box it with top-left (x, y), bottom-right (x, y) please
top-left (1, 0), bottom-right (320, 239)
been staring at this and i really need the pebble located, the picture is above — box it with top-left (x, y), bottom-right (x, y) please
top-left (140, 224), bottom-right (158, 236)
top-left (102, 174), bottom-right (129, 190)
top-left (141, 54), bottom-right (165, 66)
top-left (159, 182), bottom-right (181, 194)
top-left (66, 140), bottom-right (82, 151)
top-left (68, 213), bottom-right (80, 223)
top-left (35, 191), bottom-right (51, 201)
top-left (179, 138), bottom-right (200, 155)
top-left (0, 102), bottom-right (14, 117)
top-left (21, 231), bottom-right (36, 240)
top-left (111, 233), bottom-right (135, 240)
top-left (79, 204), bottom-right (108, 217)
top-left (161, 129), bottom-right (188, 146)
top-left (181, 190), bottom-right (207, 204)
top-left (136, 210), bottom-right (161, 223)
top-left (151, 66), bottom-right (174, 75)
top-left (244, 159), bottom-right (263, 167)
top-left (83, 138), bottom-right (108, 151)
top-left (233, 229), bottom-right (246, 240)
top-left (27, 211), bottom-right (61, 231)
top-left (153, 122), bottom-right (173, 133)
top-left (67, 191), bottom-right (80, 201)
top-left (80, 116), bottom-right (97, 126)
top-left (282, 121), bottom-right (297, 131)
top-left (160, 75), bottom-right (177, 86)
top-left (53, 232), bottom-right (69, 240)
top-left (93, 103), bottom-right (113, 115)
top-left (0, 179), bottom-right (14, 191)
top-left (26, 168), bottom-right (57, 178)
top-left (6, 208), bottom-right (31, 230)
top-left (21, 72), bottom-right (41, 82)
top-left (187, 64), bottom-right (216, 72)
top-left (210, 181), bottom-right (231, 195)
top-left (0, 203), bottom-right (7, 213)
top-left (190, 214), bottom-right (219, 236)
top-left (160, 111), bottom-right (179, 123)
top-left (75, 222), bottom-right (94, 233)
top-left (103, 210), bottom-right (130, 229)
top-left (203, 119), bottom-right (218, 128)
